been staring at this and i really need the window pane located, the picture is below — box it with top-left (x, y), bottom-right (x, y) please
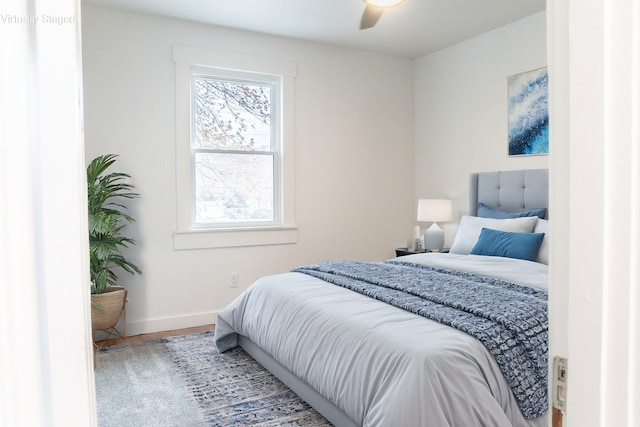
top-left (195, 152), bottom-right (274, 224)
top-left (194, 77), bottom-right (271, 151)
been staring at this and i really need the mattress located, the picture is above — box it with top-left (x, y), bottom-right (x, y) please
top-left (215, 253), bottom-right (548, 427)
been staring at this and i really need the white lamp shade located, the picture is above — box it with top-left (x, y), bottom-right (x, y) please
top-left (417, 199), bottom-right (452, 222)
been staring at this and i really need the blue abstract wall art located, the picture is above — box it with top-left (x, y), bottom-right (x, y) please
top-left (508, 67), bottom-right (548, 156)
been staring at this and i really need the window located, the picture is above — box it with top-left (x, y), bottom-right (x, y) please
top-left (173, 46), bottom-right (297, 249)
top-left (192, 70), bottom-right (280, 227)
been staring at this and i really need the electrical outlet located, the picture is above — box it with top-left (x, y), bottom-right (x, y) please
top-left (230, 272), bottom-right (239, 288)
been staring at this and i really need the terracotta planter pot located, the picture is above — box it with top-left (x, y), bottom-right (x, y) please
top-left (91, 286), bottom-right (127, 332)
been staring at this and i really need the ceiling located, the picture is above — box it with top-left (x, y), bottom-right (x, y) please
top-left (82, 0), bottom-right (546, 59)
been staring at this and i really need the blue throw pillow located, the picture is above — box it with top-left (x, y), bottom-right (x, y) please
top-left (477, 202), bottom-right (546, 219)
top-left (470, 227), bottom-right (545, 262)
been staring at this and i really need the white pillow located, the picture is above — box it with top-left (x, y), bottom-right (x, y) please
top-left (449, 215), bottom-right (539, 255)
top-left (533, 218), bottom-right (549, 264)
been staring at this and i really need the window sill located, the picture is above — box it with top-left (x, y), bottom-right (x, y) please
top-left (173, 226), bottom-right (298, 250)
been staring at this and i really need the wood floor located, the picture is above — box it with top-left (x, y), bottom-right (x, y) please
top-left (95, 324), bottom-right (215, 347)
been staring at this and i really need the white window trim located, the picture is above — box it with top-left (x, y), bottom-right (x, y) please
top-left (173, 45), bottom-right (297, 250)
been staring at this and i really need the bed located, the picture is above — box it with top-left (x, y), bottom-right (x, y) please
top-left (215, 169), bottom-right (549, 427)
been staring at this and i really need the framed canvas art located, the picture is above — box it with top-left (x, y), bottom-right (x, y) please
top-left (508, 67), bottom-right (548, 156)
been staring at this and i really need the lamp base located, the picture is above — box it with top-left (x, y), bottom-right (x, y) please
top-left (424, 223), bottom-right (444, 251)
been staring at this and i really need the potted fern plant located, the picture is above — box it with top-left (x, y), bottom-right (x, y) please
top-left (88, 154), bottom-right (142, 336)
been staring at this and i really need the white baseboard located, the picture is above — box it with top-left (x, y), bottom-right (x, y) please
top-left (125, 310), bottom-right (220, 336)
top-left (93, 310), bottom-right (221, 342)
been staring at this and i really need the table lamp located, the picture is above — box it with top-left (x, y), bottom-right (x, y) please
top-left (417, 199), bottom-right (452, 251)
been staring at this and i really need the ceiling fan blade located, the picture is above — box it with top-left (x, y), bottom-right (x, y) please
top-left (360, 5), bottom-right (384, 30)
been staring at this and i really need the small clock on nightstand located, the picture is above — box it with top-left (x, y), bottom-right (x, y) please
top-left (395, 248), bottom-right (449, 257)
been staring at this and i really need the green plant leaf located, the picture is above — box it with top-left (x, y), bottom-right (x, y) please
top-left (88, 154), bottom-right (142, 294)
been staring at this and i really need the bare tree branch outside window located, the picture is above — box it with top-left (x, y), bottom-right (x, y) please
top-left (193, 76), bottom-right (275, 224)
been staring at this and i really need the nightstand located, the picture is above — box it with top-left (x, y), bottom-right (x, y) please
top-left (395, 248), bottom-right (449, 257)
top-left (395, 248), bottom-right (425, 257)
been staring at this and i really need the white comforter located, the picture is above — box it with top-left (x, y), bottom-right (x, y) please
top-left (215, 253), bottom-right (548, 427)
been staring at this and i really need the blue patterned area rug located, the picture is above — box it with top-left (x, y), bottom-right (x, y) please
top-left (95, 330), bottom-right (331, 426)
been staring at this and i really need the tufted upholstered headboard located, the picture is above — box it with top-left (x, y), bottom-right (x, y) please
top-left (469, 169), bottom-right (549, 219)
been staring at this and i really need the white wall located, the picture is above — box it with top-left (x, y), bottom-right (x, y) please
top-left (549, 1), bottom-right (640, 425)
top-left (81, 6), bottom-right (415, 335)
top-left (413, 11), bottom-right (547, 246)
top-left (2, 0), bottom-right (96, 424)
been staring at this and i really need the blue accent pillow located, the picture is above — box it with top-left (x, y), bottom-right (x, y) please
top-left (478, 202), bottom-right (547, 219)
top-left (470, 227), bottom-right (545, 262)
